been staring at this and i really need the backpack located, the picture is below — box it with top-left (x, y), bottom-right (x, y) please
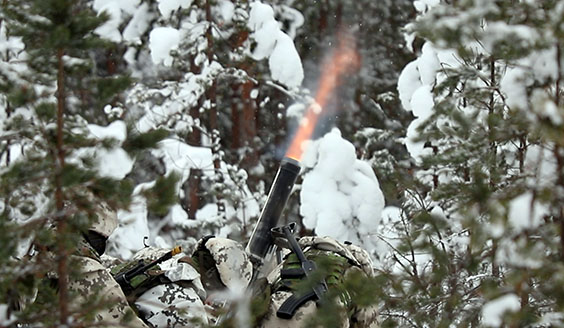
top-left (256, 236), bottom-right (378, 328)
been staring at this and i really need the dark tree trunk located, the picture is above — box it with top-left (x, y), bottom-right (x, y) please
top-left (55, 47), bottom-right (69, 325)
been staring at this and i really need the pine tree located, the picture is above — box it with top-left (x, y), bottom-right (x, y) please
top-left (95, 0), bottom-right (310, 255)
top-left (378, 1), bottom-right (564, 326)
top-left (0, 0), bottom-right (165, 325)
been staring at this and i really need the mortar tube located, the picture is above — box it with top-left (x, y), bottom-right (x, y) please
top-left (246, 157), bottom-right (301, 263)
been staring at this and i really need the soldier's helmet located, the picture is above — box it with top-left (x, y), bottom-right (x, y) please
top-left (89, 202), bottom-right (118, 238)
top-left (84, 202), bottom-right (118, 256)
top-left (192, 236), bottom-right (253, 292)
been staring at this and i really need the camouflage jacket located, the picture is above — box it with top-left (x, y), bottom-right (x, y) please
top-left (118, 247), bottom-right (212, 327)
top-left (257, 236), bottom-right (379, 328)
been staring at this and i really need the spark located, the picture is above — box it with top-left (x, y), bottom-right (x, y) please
top-left (285, 31), bottom-right (359, 161)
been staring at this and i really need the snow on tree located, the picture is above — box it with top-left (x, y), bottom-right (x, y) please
top-left (0, 0), bottom-right (163, 325)
top-left (300, 128), bottom-right (385, 257)
top-left (247, 1), bottom-right (304, 89)
top-left (86, 0), bottom-right (309, 258)
top-left (285, 0), bottom-right (416, 210)
top-left (377, 1), bottom-right (564, 326)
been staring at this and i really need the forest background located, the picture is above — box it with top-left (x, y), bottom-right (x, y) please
top-left (3, 0), bottom-right (564, 327)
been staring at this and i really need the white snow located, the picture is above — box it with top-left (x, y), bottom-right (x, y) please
top-left (123, 3), bottom-right (153, 44)
top-left (107, 137), bottom-right (214, 257)
top-left (397, 61), bottom-right (422, 113)
top-left (410, 85), bottom-right (434, 124)
top-left (0, 21), bottom-right (24, 57)
top-left (86, 120), bottom-right (133, 179)
top-left (539, 312), bottom-right (564, 326)
top-left (269, 31), bottom-right (304, 89)
top-left (250, 89), bottom-right (259, 99)
top-left (247, 2), bottom-right (275, 34)
top-left (300, 129), bottom-right (385, 253)
top-left (149, 27), bottom-right (181, 66)
top-left (0, 304), bottom-right (13, 325)
top-left (93, 0), bottom-right (150, 43)
top-left (196, 203), bottom-right (220, 222)
top-left (168, 204), bottom-right (189, 226)
top-left (94, 1), bottom-right (123, 42)
top-left (481, 294), bottom-right (521, 327)
top-left (405, 85), bottom-right (434, 160)
top-left (277, 5), bottom-right (304, 39)
top-left (481, 22), bottom-right (538, 56)
top-left (109, 184), bottom-right (152, 259)
top-left (375, 206), bottom-right (404, 266)
top-left (249, 21), bottom-right (277, 61)
top-left (508, 192), bottom-right (548, 232)
top-left (247, 1), bottom-right (304, 88)
top-left (135, 62), bottom-right (223, 133)
top-left (96, 147), bottom-right (132, 179)
top-left (413, 0), bottom-right (440, 13)
top-left (523, 144), bottom-right (558, 187)
top-left (500, 66), bottom-right (529, 110)
top-left (93, 0), bottom-right (140, 13)
top-left (215, 0), bottom-right (236, 26)
top-left (541, 100), bottom-right (563, 125)
top-left (88, 120), bottom-right (127, 142)
top-left (496, 236), bottom-right (543, 269)
top-left (418, 43), bottom-right (440, 86)
top-left (155, 138), bottom-right (215, 184)
top-left (286, 102), bottom-right (307, 120)
top-left (158, 0), bottom-right (193, 20)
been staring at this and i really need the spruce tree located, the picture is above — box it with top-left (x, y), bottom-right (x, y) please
top-left (270, 0), bottom-right (416, 206)
top-left (0, 0), bottom-right (165, 325)
top-left (377, 1), bottom-right (564, 326)
top-left (94, 0), bottom-right (310, 255)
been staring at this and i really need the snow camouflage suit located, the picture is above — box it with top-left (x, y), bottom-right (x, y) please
top-left (39, 201), bottom-right (150, 327)
top-left (71, 254), bottom-right (149, 327)
top-left (115, 237), bottom-right (253, 327)
top-left (257, 236), bottom-right (379, 328)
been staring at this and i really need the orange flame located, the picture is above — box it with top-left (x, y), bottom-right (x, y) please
top-left (285, 33), bottom-right (360, 161)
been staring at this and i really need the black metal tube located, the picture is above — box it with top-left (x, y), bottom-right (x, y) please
top-left (246, 157), bottom-right (301, 260)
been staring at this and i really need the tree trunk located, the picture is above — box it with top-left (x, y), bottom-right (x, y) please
top-left (319, 0), bottom-right (329, 36)
top-left (241, 80), bottom-right (258, 167)
top-left (231, 85), bottom-right (241, 149)
top-left (205, 0), bottom-right (218, 168)
top-left (554, 43), bottom-right (564, 262)
top-left (185, 168), bottom-right (202, 218)
top-left (55, 47), bottom-right (69, 325)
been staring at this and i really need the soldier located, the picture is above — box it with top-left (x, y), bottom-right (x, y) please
top-left (69, 202), bottom-right (150, 327)
top-left (111, 236), bottom-right (253, 327)
top-left (17, 200), bottom-right (150, 327)
top-left (255, 235), bottom-right (379, 328)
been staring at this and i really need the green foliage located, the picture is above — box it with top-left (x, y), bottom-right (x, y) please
top-left (0, 0), bottom-right (153, 325)
top-left (34, 102), bottom-right (57, 121)
top-left (143, 172), bottom-right (181, 216)
top-left (96, 75), bottom-right (133, 105)
top-left (376, 1), bottom-right (564, 326)
top-left (123, 128), bottom-right (169, 155)
top-left (91, 177), bottom-right (134, 208)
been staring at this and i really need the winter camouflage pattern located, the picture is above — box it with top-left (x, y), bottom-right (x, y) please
top-left (126, 238), bottom-right (253, 327)
top-left (40, 201), bottom-right (148, 327)
top-left (127, 246), bottom-right (210, 326)
top-left (71, 255), bottom-right (149, 327)
top-left (341, 242), bottom-right (375, 277)
top-left (90, 201), bottom-right (119, 237)
top-left (203, 237), bottom-right (253, 291)
top-left (298, 236), bottom-right (374, 276)
top-left (259, 236), bottom-right (379, 328)
top-left (136, 282), bottom-right (209, 327)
